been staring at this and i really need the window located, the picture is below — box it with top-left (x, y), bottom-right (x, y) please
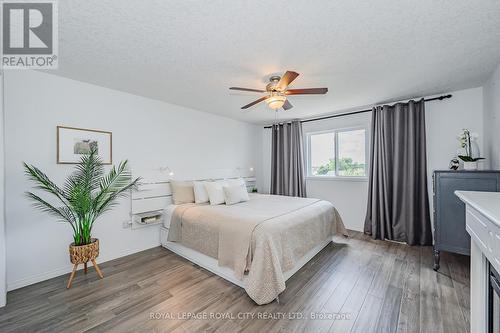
top-left (307, 128), bottom-right (367, 178)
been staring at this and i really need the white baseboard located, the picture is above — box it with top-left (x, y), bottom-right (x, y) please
top-left (7, 242), bottom-right (160, 291)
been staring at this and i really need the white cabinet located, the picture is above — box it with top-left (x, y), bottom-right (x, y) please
top-left (456, 191), bottom-right (500, 333)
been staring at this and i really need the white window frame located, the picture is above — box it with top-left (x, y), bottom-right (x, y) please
top-left (306, 126), bottom-right (369, 181)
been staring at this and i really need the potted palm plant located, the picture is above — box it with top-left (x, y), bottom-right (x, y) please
top-left (24, 148), bottom-right (139, 288)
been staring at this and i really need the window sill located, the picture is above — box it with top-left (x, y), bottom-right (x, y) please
top-left (306, 176), bottom-right (368, 182)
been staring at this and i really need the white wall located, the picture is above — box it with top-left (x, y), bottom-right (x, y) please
top-left (261, 87), bottom-right (484, 232)
top-left (0, 72), bottom-right (6, 307)
top-left (4, 70), bottom-right (260, 291)
top-left (425, 88), bottom-right (484, 222)
top-left (483, 63), bottom-right (500, 169)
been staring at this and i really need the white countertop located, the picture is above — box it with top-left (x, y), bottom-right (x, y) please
top-left (455, 191), bottom-right (500, 227)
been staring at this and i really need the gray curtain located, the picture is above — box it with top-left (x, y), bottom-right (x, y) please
top-left (364, 99), bottom-right (432, 245)
top-left (271, 120), bottom-right (307, 197)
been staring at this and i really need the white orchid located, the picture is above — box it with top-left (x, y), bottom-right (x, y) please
top-left (456, 128), bottom-right (484, 162)
top-left (457, 129), bottom-right (470, 150)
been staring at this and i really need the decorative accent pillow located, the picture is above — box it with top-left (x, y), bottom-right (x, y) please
top-left (170, 180), bottom-right (195, 204)
top-left (223, 184), bottom-right (250, 205)
top-left (205, 182), bottom-right (224, 206)
top-left (193, 181), bottom-right (209, 204)
top-left (204, 180), bottom-right (228, 205)
top-left (226, 177), bottom-right (246, 187)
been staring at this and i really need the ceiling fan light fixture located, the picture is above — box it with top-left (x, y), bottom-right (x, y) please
top-left (230, 70), bottom-right (328, 111)
top-left (266, 92), bottom-right (286, 110)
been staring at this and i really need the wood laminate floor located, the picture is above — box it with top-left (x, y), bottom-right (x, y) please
top-left (0, 231), bottom-right (470, 333)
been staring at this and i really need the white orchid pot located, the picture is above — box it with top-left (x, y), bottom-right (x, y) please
top-left (463, 161), bottom-right (478, 170)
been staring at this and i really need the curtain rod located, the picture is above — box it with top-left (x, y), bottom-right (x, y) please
top-left (263, 94), bottom-right (452, 129)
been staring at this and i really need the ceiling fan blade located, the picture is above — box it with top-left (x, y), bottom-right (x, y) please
top-left (230, 87), bottom-right (266, 93)
top-left (286, 88), bottom-right (328, 95)
top-left (282, 99), bottom-right (293, 110)
top-left (241, 96), bottom-right (268, 109)
top-left (276, 71), bottom-right (299, 91)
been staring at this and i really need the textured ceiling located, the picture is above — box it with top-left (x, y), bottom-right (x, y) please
top-left (50, 0), bottom-right (500, 124)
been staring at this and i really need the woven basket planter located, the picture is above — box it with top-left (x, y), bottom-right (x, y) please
top-left (69, 238), bottom-right (99, 264)
top-left (66, 238), bottom-right (103, 288)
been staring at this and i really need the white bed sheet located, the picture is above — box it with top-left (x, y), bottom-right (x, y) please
top-left (163, 204), bottom-right (178, 228)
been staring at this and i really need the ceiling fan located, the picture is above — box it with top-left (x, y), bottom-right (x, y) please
top-left (229, 71), bottom-right (328, 111)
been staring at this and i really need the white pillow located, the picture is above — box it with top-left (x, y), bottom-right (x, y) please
top-left (223, 184), bottom-right (250, 205)
top-left (193, 181), bottom-right (209, 204)
top-left (204, 180), bottom-right (227, 205)
top-left (226, 178), bottom-right (245, 187)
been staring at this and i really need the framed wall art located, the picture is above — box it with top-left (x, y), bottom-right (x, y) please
top-left (57, 126), bottom-right (112, 164)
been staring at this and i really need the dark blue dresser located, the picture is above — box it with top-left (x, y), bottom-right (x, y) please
top-left (433, 170), bottom-right (500, 270)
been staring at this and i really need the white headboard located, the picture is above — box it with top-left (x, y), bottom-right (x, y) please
top-left (130, 177), bottom-right (257, 217)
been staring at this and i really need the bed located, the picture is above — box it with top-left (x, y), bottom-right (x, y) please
top-left (160, 193), bottom-right (347, 305)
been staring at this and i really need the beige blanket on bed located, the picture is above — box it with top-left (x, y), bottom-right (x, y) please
top-left (167, 194), bottom-right (347, 304)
